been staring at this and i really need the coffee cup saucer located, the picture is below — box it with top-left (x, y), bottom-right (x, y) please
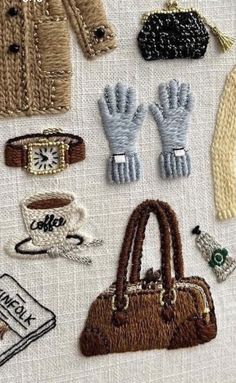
top-left (4, 232), bottom-right (103, 265)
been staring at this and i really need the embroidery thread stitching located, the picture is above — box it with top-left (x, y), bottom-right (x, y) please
top-left (211, 66), bottom-right (236, 220)
top-left (4, 235), bottom-right (102, 264)
top-left (150, 80), bottom-right (194, 179)
top-left (4, 192), bottom-right (103, 264)
top-left (0, 1), bottom-right (71, 117)
top-left (138, 0), bottom-right (234, 60)
top-left (192, 226), bottom-right (236, 282)
top-left (62, 0), bottom-right (117, 58)
top-left (0, 274), bottom-right (56, 367)
top-left (99, 83), bottom-right (147, 184)
top-left (80, 200), bottom-right (217, 356)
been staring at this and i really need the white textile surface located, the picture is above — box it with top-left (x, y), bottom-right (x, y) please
top-left (0, 0), bottom-right (236, 382)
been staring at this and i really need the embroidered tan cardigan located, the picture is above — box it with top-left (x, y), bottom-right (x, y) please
top-left (0, 0), bottom-right (116, 118)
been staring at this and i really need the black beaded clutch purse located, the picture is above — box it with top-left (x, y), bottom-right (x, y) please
top-left (138, 1), bottom-right (234, 61)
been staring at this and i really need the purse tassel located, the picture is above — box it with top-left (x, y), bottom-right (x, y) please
top-left (210, 25), bottom-right (235, 52)
top-left (199, 14), bottom-right (235, 52)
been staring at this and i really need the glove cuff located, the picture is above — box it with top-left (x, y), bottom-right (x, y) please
top-left (159, 149), bottom-right (191, 179)
top-left (108, 153), bottom-right (141, 184)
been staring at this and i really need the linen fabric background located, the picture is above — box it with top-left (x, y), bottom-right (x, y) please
top-left (0, 0), bottom-right (235, 382)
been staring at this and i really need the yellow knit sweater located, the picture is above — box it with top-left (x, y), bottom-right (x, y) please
top-left (212, 66), bottom-right (236, 220)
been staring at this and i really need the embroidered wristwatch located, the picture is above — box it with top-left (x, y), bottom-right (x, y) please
top-left (5, 129), bottom-right (86, 175)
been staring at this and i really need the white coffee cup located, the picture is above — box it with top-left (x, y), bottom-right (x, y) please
top-left (21, 192), bottom-right (86, 247)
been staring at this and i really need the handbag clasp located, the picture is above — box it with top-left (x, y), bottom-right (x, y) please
top-left (159, 288), bottom-right (177, 306)
top-left (111, 294), bottom-right (129, 311)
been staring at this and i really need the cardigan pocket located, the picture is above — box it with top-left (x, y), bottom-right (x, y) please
top-left (30, 17), bottom-right (71, 113)
top-left (35, 18), bottom-right (71, 76)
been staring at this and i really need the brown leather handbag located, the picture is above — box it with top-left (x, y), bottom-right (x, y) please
top-left (80, 200), bottom-right (217, 356)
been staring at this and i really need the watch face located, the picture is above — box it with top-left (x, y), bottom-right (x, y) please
top-left (32, 145), bottom-right (60, 172)
top-left (27, 141), bottom-right (68, 175)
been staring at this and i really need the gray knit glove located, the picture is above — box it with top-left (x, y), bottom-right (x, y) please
top-left (98, 83), bottom-right (146, 184)
top-left (150, 80), bottom-right (194, 179)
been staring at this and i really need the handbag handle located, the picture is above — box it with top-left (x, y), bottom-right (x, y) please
top-left (129, 200), bottom-right (184, 283)
top-left (114, 200), bottom-right (183, 310)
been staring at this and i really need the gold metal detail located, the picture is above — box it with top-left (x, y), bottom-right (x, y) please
top-left (26, 140), bottom-right (69, 176)
top-left (166, 0), bottom-right (179, 10)
top-left (43, 128), bottom-right (63, 135)
top-left (141, 2), bottom-right (234, 52)
top-left (197, 12), bottom-right (235, 52)
top-left (141, 6), bottom-right (196, 24)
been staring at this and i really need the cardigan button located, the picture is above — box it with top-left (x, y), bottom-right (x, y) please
top-left (94, 27), bottom-right (106, 39)
top-left (8, 7), bottom-right (19, 17)
top-left (9, 43), bottom-right (20, 53)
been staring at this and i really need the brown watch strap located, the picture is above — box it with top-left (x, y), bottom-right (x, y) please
top-left (5, 133), bottom-right (85, 168)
